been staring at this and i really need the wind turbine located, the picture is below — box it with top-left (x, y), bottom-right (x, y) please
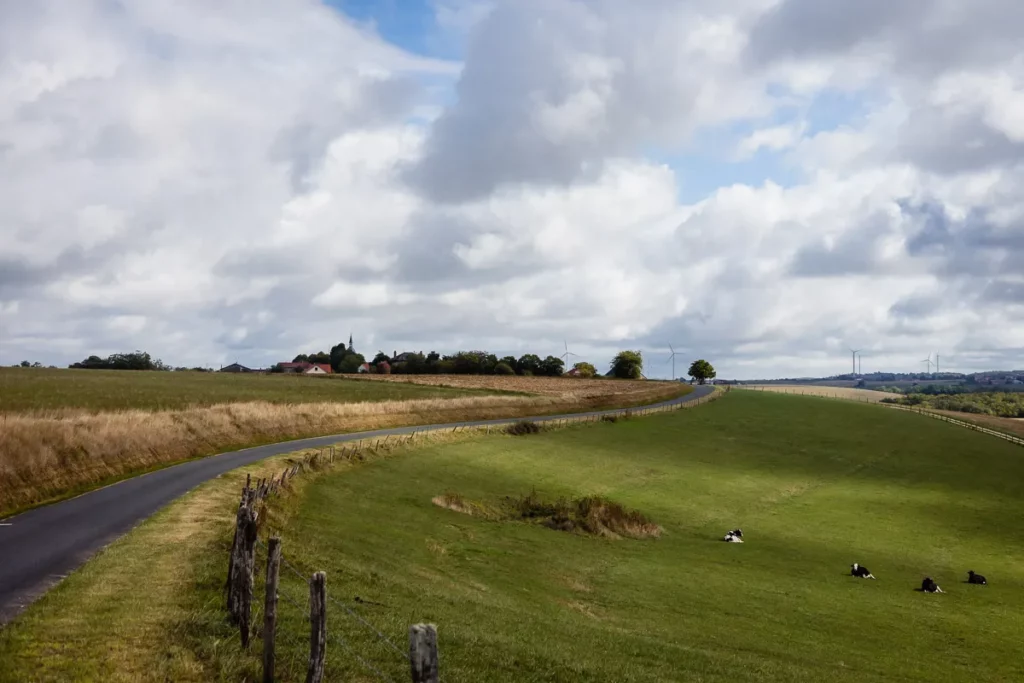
top-left (667, 344), bottom-right (680, 381)
top-left (935, 353), bottom-right (940, 374)
top-left (921, 354), bottom-right (933, 374)
top-left (849, 348), bottom-right (860, 376)
top-left (858, 352), bottom-right (863, 376)
top-left (560, 340), bottom-right (578, 369)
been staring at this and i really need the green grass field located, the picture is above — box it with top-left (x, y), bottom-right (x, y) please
top-left (3, 392), bottom-right (1022, 682)
top-left (229, 392), bottom-right (1024, 682)
top-left (0, 367), bottom-right (492, 412)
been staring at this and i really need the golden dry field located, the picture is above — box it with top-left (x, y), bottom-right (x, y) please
top-left (740, 385), bottom-right (891, 402)
top-left (349, 374), bottom-right (670, 400)
top-left (930, 410), bottom-right (1024, 439)
top-left (0, 371), bottom-right (685, 517)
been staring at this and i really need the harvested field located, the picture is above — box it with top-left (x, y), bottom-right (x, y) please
top-left (741, 384), bottom-right (890, 402)
top-left (0, 367), bottom-right (487, 414)
top-left (0, 381), bottom-right (689, 517)
top-left (349, 374), bottom-right (670, 400)
top-left (930, 410), bottom-right (1024, 439)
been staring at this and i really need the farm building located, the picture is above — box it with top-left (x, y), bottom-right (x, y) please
top-left (277, 361), bottom-right (312, 373)
top-left (304, 364), bottom-right (332, 375)
top-left (219, 363), bottom-right (252, 373)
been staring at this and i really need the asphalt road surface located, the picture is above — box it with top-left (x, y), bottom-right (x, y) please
top-left (0, 384), bottom-right (714, 623)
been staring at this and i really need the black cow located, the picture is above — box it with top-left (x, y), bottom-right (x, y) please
top-left (967, 570), bottom-right (987, 585)
top-left (723, 528), bottom-right (743, 543)
top-left (921, 577), bottom-right (943, 593)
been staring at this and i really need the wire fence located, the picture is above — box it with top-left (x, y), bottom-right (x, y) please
top-left (221, 386), bottom-right (727, 681)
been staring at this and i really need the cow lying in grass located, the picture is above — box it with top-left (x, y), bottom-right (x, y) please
top-left (921, 577), bottom-right (943, 593)
top-left (850, 563), bottom-right (875, 579)
top-left (968, 570), bottom-right (988, 585)
top-left (723, 528), bottom-right (743, 543)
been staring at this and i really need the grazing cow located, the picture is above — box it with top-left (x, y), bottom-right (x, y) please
top-left (851, 563), bottom-right (875, 579)
top-left (967, 570), bottom-right (987, 585)
top-left (723, 528), bottom-right (744, 543)
top-left (921, 577), bottom-right (943, 593)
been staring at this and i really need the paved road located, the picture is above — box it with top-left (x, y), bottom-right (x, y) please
top-left (0, 385), bottom-right (713, 623)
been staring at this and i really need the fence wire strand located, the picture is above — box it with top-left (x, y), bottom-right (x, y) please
top-left (329, 630), bottom-right (400, 683)
top-left (257, 538), bottom-right (410, 663)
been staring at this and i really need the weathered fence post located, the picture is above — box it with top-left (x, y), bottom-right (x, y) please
top-left (228, 489), bottom-right (259, 648)
top-left (307, 572), bottom-right (327, 683)
top-left (409, 624), bottom-right (439, 683)
top-left (263, 537), bottom-right (282, 683)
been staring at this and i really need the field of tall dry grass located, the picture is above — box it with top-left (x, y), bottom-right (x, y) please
top-left (0, 376), bottom-right (685, 517)
top-left (740, 385), bottom-right (890, 402)
top-left (350, 374), bottom-right (662, 399)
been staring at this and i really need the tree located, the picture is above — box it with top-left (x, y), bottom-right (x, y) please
top-left (516, 354), bottom-right (542, 376)
top-left (337, 353), bottom-right (366, 374)
top-left (293, 354), bottom-right (310, 363)
top-left (499, 356), bottom-right (518, 371)
top-left (688, 359), bottom-right (716, 385)
top-left (610, 351), bottom-right (643, 379)
top-left (329, 342), bottom-right (348, 373)
top-left (20, 360), bottom-right (30, 367)
top-left (539, 355), bottom-right (565, 377)
top-left (372, 351), bottom-right (390, 366)
top-left (572, 361), bottom-right (597, 378)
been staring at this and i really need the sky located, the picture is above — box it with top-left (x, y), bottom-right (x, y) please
top-left (1, 0), bottom-right (1022, 380)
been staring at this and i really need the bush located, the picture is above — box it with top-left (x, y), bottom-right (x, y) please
top-left (506, 420), bottom-right (541, 436)
top-left (503, 490), bottom-right (661, 539)
top-left (494, 362), bottom-right (515, 376)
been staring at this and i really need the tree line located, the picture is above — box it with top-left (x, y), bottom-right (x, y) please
top-left (279, 345), bottom-right (716, 383)
top-left (58, 345), bottom-right (716, 383)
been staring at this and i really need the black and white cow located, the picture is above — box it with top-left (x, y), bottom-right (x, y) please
top-left (723, 528), bottom-right (744, 543)
top-left (921, 577), bottom-right (943, 593)
top-left (850, 563), bottom-right (875, 579)
top-left (967, 570), bottom-right (988, 585)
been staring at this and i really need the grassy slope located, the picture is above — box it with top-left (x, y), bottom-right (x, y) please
top-left (0, 368), bottom-right (492, 413)
top-left (3, 392), bottom-right (1023, 682)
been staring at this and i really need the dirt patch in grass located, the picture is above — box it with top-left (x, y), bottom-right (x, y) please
top-left (505, 419), bottom-right (543, 435)
top-left (434, 489), bottom-right (663, 540)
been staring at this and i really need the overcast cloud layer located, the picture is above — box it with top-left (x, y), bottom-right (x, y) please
top-left (1, 0), bottom-right (1022, 379)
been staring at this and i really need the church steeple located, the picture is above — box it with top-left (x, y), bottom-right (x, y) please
top-left (348, 333), bottom-right (354, 353)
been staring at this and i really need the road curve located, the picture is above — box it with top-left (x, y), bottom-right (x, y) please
top-left (0, 385), bottom-right (714, 623)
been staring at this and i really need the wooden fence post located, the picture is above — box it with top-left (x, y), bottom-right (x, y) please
top-left (228, 490), bottom-right (258, 648)
top-left (307, 572), bottom-right (327, 683)
top-left (263, 537), bottom-right (282, 683)
top-left (409, 624), bottom-right (439, 683)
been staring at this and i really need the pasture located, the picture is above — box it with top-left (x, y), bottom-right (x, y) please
top-left (0, 367), bottom-right (489, 414)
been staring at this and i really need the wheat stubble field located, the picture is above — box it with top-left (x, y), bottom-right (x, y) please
top-left (0, 368), bottom-right (685, 516)
top-left (741, 384), bottom-right (891, 402)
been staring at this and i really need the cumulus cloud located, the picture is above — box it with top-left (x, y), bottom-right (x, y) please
top-left (1, 0), bottom-right (1022, 379)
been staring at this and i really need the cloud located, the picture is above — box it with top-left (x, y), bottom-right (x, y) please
top-left (1, 0), bottom-right (1022, 380)
top-left (734, 123), bottom-right (807, 160)
top-left (403, 0), bottom-right (771, 202)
